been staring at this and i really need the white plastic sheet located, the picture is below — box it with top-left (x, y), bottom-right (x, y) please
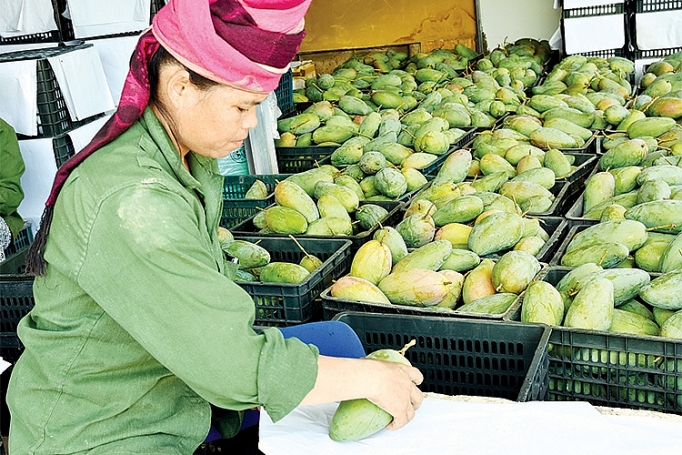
top-left (635, 11), bottom-right (682, 51)
top-left (65, 0), bottom-right (150, 38)
top-left (0, 59), bottom-right (37, 136)
top-left (47, 46), bottom-right (115, 121)
top-left (563, 14), bottom-right (626, 54)
top-left (259, 395), bottom-right (645, 455)
top-left (0, 0), bottom-right (57, 37)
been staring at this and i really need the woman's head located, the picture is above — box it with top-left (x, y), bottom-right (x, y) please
top-left (148, 47), bottom-right (267, 159)
top-left (152, 0), bottom-right (312, 93)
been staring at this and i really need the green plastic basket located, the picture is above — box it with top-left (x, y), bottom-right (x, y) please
top-left (333, 311), bottom-right (551, 402)
top-left (233, 236), bottom-right (353, 327)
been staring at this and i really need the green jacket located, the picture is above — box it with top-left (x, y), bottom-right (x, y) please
top-left (0, 117), bottom-right (26, 238)
top-left (7, 108), bottom-right (319, 454)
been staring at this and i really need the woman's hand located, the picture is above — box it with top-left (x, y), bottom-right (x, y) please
top-left (301, 355), bottom-right (424, 429)
top-left (363, 358), bottom-right (424, 430)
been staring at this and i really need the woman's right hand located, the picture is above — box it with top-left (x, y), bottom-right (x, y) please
top-left (301, 355), bottom-right (424, 430)
top-left (362, 357), bottom-right (424, 430)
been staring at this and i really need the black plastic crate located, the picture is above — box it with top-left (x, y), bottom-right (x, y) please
top-left (634, 0), bottom-right (682, 12)
top-left (229, 200), bottom-right (404, 254)
top-left (527, 267), bottom-right (682, 414)
top-left (275, 146), bottom-right (335, 174)
top-left (275, 69), bottom-right (295, 117)
top-left (220, 174), bottom-right (290, 229)
top-left (0, 275), bottom-right (34, 363)
top-left (0, 43), bottom-right (107, 137)
top-left (0, 30), bottom-right (60, 45)
top-left (232, 236), bottom-right (352, 327)
top-left (0, 224), bottom-right (33, 275)
top-left (633, 46), bottom-right (682, 60)
top-left (565, 193), bottom-right (604, 225)
top-left (563, 3), bottom-right (626, 19)
top-left (333, 312), bottom-right (551, 402)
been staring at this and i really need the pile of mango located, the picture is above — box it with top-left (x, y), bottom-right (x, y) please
top-left (330, 242), bottom-right (541, 317)
top-left (637, 50), bottom-right (682, 95)
top-left (246, 166), bottom-right (398, 237)
top-left (424, 148), bottom-right (562, 215)
top-left (468, 117), bottom-right (592, 182)
top-left (217, 228), bottom-right (322, 284)
top-left (521, 264), bottom-right (682, 339)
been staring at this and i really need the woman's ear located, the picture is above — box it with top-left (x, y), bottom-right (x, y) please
top-left (162, 66), bottom-right (195, 109)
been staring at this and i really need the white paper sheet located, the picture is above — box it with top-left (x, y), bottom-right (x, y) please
top-left (17, 137), bottom-right (58, 236)
top-left (259, 396), bottom-right (631, 455)
top-left (68, 114), bottom-right (109, 152)
top-left (89, 35), bottom-right (140, 105)
top-left (635, 11), bottom-right (682, 51)
top-left (0, 59), bottom-right (37, 136)
top-left (0, 0), bottom-right (58, 37)
top-left (65, 0), bottom-right (150, 39)
top-left (47, 46), bottom-right (115, 121)
top-left (563, 14), bottom-right (626, 54)
top-left (0, 357), bottom-right (11, 375)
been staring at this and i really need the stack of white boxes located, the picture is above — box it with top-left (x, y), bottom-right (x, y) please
top-left (630, 0), bottom-right (682, 81)
top-left (0, 0), bottom-right (167, 234)
top-left (560, 0), bottom-right (682, 81)
top-left (561, 0), bottom-right (630, 58)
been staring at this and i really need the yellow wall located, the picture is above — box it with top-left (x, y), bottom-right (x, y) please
top-left (300, 0), bottom-right (477, 54)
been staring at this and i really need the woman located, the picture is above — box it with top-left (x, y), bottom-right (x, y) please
top-left (0, 116), bottom-right (26, 261)
top-left (6, 0), bottom-right (423, 453)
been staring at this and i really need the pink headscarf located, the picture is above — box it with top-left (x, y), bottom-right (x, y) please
top-left (27, 0), bottom-right (312, 275)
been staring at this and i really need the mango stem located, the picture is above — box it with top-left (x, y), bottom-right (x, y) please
top-left (399, 339), bottom-right (417, 356)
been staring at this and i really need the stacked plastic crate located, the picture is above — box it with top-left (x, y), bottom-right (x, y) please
top-left (630, 0), bottom-right (682, 80)
top-left (560, 0), bottom-right (631, 59)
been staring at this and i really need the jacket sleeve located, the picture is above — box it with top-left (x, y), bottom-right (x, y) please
top-left (0, 119), bottom-right (26, 220)
top-left (75, 181), bottom-right (319, 422)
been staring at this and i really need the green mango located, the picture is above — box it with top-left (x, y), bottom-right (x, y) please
top-left (329, 347), bottom-right (412, 442)
top-left (432, 195), bottom-right (484, 226)
top-left (530, 127), bottom-right (580, 149)
top-left (542, 107), bottom-right (595, 129)
top-left (522, 280), bottom-right (564, 326)
top-left (259, 262), bottom-right (310, 283)
top-left (584, 171), bottom-right (616, 214)
top-left (264, 205), bottom-right (308, 234)
top-left (492, 250), bottom-right (541, 294)
top-left (566, 220), bottom-right (648, 254)
top-left (625, 200), bottom-right (682, 234)
top-left (564, 277), bottom-right (615, 331)
top-left (561, 242), bottom-right (630, 268)
top-left (574, 268), bottom-right (651, 306)
top-left (468, 211), bottom-right (524, 256)
top-left (609, 309), bottom-right (660, 336)
top-left (355, 204), bottom-right (390, 231)
top-left (457, 292), bottom-right (518, 315)
top-left (277, 113), bottom-right (321, 135)
top-left (274, 180), bottom-right (320, 224)
top-left (439, 249), bottom-right (481, 272)
top-left (599, 138), bottom-right (648, 170)
top-left (639, 270), bottom-right (682, 311)
top-left (627, 117), bottom-right (677, 139)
